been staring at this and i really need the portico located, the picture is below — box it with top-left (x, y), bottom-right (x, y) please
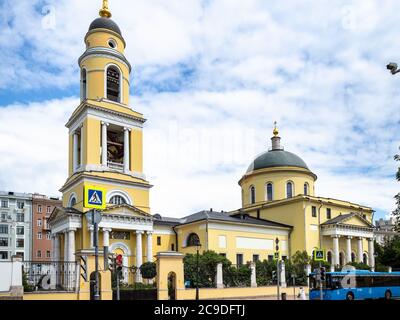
top-left (321, 213), bottom-right (375, 268)
top-left (48, 204), bottom-right (155, 283)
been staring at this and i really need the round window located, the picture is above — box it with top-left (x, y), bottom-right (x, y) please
top-left (108, 39), bottom-right (117, 49)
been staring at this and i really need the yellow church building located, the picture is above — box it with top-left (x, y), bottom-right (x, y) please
top-left (48, 1), bottom-right (376, 285)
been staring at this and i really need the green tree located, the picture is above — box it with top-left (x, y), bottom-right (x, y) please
top-left (140, 262), bottom-right (157, 279)
top-left (376, 236), bottom-right (400, 269)
top-left (393, 147), bottom-right (400, 231)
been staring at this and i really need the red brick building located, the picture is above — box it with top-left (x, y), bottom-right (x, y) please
top-left (31, 194), bottom-right (62, 261)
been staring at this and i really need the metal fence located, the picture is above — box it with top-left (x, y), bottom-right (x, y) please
top-left (22, 261), bottom-right (78, 292)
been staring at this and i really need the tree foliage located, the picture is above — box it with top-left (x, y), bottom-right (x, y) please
top-left (140, 262), bottom-right (157, 279)
top-left (375, 236), bottom-right (400, 269)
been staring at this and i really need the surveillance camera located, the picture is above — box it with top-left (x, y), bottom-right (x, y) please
top-left (387, 62), bottom-right (398, 74)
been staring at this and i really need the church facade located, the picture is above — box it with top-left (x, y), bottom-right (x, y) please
top-left (48, 1), bottom-right (376, 284)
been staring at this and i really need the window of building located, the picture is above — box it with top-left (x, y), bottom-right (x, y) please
top-left (157, 236), bottom-right (161, 246)
top-left (46, 251), bottom-right (51, 258)
top-left (186, 233), bottom-right (200, 247)
top-left (236, 254), bottom-right (243, 266)
top-left (327, 208), bottom-right (332, 219)
top-left (37, 250), bottom-right (42, 258)
top-left (268, 255), bottom-right (274, 262)
top-left (16, 201), bottom-right (24, 209)
top-left (0, 225), bottom-right (8, 234)
top-left (107, 129), bottom-right (125, 165)
top-left (250, 186), bottom-right (256, 204)
top-left (253, 254), bottom-right (260, 263)
top-left (108, 39), bottom-right (117, 49)
top-left (0, 238), bottom-right (8, 247)
top-left (1, 200), bottom-right (8, 208)
top-left (16, 226), bottom-right (24, 235)
top-left (286, 182), bottom-right (293, 198)
top-left (46, 206), bottom-right (51, 214)
top-left (46, 232), bottom-right (51, 240)
top-left (81, 69), bottom-right (87, 101)
top-left (171, 244), bottom-right (175, 251)
top-left (219, 253), bottom-right (227, 258)
top-left (0, 251), bottom-right (8, 260)
top-left (69, 196), bottom-right (77, 207)
top-left (312, 206), bottom-right (317, 218)
top-left (16, 213), bottom-right (24, 222)
top-left (16, 239), bottom-right (24, 248)
top-left (109, 195), bottom-right (126, 205)
top-left (106, 66), bottom-right (121, 102)
top-left (16, 252), bottom-right (24, 260)
top-left (304, 183), bottom-right (309, 196)
top-left (0, 213), bottom-right (6, 222)
top-left (37, 232), bottom-right (42, 240)
top-left (37, 219), bottom-right (42, 227)
top-left (37, 205), bottom-right (42, 213)
top-left (266, 183), bottom-right (273, 201)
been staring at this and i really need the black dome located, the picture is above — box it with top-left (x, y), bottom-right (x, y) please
top-left (89, 17), bottom-right (122, 36)
top-left (247, 150), bottom-right (309, 173)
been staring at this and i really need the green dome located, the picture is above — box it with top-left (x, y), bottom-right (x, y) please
top-left (247, 150), bottom-right (309, 173)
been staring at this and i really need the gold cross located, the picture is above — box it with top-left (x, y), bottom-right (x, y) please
top-left (99, 0), bottom-right (112, 18)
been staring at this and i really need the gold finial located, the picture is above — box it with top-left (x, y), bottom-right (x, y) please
top-left (99, 0), bottom-right (112, 18)
top-left (273, 121), bottom-right (279, 136)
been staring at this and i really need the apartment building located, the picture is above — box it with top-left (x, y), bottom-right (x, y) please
top-left (31, 194), bottom-right (62, 261)
top-left (0, 191), bottom-right (32, 261)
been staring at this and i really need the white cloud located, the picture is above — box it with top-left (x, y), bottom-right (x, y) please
top-left (0, 0), bottom-right (399, 220)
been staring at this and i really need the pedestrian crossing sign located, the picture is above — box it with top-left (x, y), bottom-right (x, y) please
top-left (314, 249), bottom-right (326, 261)
top-left (84, 185), bottom-right (106, 209)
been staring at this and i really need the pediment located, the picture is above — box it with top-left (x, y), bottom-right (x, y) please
top-left (323, 212), bottom-right (373, 228)
top-left (104, 204), bottom-right (152, 219)
top-left (48, 206), bottom-right (82, 223)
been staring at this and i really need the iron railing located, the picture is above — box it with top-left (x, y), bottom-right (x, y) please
top-left (22, 261), bottom-right (78, 292)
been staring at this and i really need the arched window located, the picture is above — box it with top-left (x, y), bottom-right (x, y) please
top-left (186, 233), bottom-right (200, 247)
top-left (351, 252), bottom-right (356, 263)
top-left (106, 66), bottom-right (121, 102)
top-left (286, 182), bottom-right (293, 198)
top-left (363, 253), bottom-right (368, 265)
top-left (109, 195), bottom-right (126, 205)
top-left (250, 186), bottom-right (256, 204)
top-left (68, 194), bottom-right (77, 207)
top-left (304, 183), bottom-right (309, 196)
top-left (266, 183), bottom-right (273, 201)
top-left (81, 69), bottom-right (87, 101)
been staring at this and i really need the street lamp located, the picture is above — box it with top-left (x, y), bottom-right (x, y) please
top-left (387, 62), bottom-right (400, 75)
top-left (195, 239), bottom-right (202, 301)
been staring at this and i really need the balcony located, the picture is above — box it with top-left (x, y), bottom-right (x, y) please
top-left (107, 161), bottom-right (124, 172)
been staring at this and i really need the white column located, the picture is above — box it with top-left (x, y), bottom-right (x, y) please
top-left (368, 238), bottom-right (375, 270)
top-left (136, 231), bottom-right (143, 283)
top-left (67, 229), bottom-right (75, 262)
top-left (357, 237), bottom-right (363, 263)
top-left (346, 236), bottom-right (352, 264)
top-left (73, 133), bottom-right (79, 171)
top-left (216, 263), bottom-right (223, 289)
top-left (103, 228), bottom-right (111, 247)
top-left (250, 262), bottom-right (257, 288)
top-left (89, 226), bottom-right (94, 248)
top-left (123, 127), bottom-right (130, 173)
top-left (146, 232), bottom-right (153, 262)
top-left (101, 122), bottom-right (108, 166)
top-left (63, 231), bottom-right (68, 262)
top-left (332, 236), bottom-right (340, 266)
top-left (280, 260), bottom-right (287, 288)
top-left (80, 127), bottom-right (84, 167)
top-left (52, 234), bottom-right (60, 261)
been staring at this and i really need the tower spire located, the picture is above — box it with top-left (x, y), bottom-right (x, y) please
top-left (271, 121), bottom-right (283, 151)
top-left (99, 0), bottom-right (112, 18)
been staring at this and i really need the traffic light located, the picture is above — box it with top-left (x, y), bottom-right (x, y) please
top-left (116, 254), bottom-right (123, 272)
top-left (320, 267), bottom-right (326, 281)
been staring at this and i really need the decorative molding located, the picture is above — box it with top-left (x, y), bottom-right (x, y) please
top-left (79, 47), bottom-right (131, 72)
top-left (207, 222), bottom-right (289, 236)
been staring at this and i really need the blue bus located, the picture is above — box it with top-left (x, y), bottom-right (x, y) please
top-left (309, 270), bottom-right (400, 300)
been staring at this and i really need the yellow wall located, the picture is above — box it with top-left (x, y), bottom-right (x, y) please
top-left (240, 167), bottom-right (316, 207)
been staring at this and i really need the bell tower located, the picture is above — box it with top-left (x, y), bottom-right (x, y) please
top-left (60, 0), bottom-right (152, 214)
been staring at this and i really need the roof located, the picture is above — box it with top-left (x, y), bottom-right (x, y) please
top-left (155, 210), bottom-right (292, 229)
top-left (322, 212), bottom-right (373, 228)
top-left (89, 17), bottom-right (122, 36)
top-left (247, 149), bottom-right (309, 173)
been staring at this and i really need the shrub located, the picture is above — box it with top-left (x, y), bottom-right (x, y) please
top-left (140, 262), bottom-right (157, 279)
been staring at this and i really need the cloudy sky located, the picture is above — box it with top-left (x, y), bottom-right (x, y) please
top-left (0, 0), bottom-right (399, 221)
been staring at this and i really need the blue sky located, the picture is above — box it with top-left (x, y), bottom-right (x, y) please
top-left (0, 0), bottom-right (399, 221)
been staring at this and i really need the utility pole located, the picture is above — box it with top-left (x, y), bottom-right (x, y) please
top-left (93, 211), bottom-right (100, 300)
top-left (275, 237), bottom-right (280, 300)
